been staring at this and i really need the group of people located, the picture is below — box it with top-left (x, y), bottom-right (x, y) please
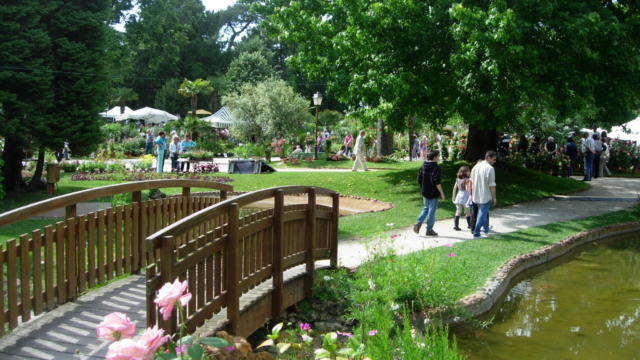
top-left (579, 131), bottom-right (611, 181)
top-left (150, 130), bottom-right (197, 173)
top-left (411, 135), bottom-right (434, 160)
top-left (414, 150), bottom-right (497, 238)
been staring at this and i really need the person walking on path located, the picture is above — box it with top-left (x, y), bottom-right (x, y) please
top-left (599, 132), bottom-right (612, 177)
top-left (413, 150), bottom-right (446, 236)
top-left (351, 130), bottom-right (368, 172)
top-left (563, 137), bottom-right (578, 177)
top-left (581, 132), bottom-right (595, 181)
top-left (592, 133), bottom-right (603, 178)
top-left (154, 131), bottom-right (167, 173)
top-left (451, 165), bottom-right (472, 231)
top-left (470, 151), bottom-right (497, 238)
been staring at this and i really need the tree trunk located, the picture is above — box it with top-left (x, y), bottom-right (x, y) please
top-left (464, 124), bottom-right (498, 163)
top-left (211, 89), bottom-right (219, 112)
top-left (376, 118), bottom-right (394, 157)
top-left (408, 115), bottom-right (415, 161)
top-left (191, 95), bottom-right (197, 118)
top-left (29, 147), bottom-right (46, 190)
top-left (2, 137), bottom-right (26, 192)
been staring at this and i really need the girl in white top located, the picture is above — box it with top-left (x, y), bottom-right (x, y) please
top-left (451, 165), bottom-right (471, 230)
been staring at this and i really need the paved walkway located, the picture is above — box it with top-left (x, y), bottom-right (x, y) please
top-left (1, 177), bottom-right (638, 359)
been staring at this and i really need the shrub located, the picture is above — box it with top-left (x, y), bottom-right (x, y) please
top-left (61, 160), bottom-right (79, 173)
top-left (77, 161), bottom-right (107, 173)
top-left (106, 163), bottom-right (127, 173)
top-left (0, 159), bottom-right (4, 200)
top-left (132, 155), bottom-right (154, 171)
top-left (122, 137), bottom-right (145, 157)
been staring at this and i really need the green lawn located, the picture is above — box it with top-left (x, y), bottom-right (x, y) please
top-left (0, 163), bottom-right (588, 243)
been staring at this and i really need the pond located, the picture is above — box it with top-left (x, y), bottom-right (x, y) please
top-left (454, 233), bottom-right (640, 360)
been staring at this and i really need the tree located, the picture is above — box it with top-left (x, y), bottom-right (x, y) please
top-left (223, 79), bottom-right (309, 143)
top-left (155, 79), bottom-right (189, 116)
top-left (225, 51), bottom-right (276, 92)
top-left (1, 0), bottom-right (110, 191)
top-left (178, 78), bottom-right (213, 117)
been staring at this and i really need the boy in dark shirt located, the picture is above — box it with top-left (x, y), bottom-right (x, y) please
top-left (563, 137), bottom-right (578, 177)
top-left (413, 150), bottom-right (446, 236)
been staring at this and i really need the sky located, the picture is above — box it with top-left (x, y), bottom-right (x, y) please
top-left (202, 0), bottom-right (237, 11)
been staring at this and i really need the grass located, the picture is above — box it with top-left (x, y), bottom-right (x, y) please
top-left (352, 205), bottom-right (640, 311)
top-left (0, 163), bottom-right (589, 244)
top-left (271, 158), bottom-right (419, 170)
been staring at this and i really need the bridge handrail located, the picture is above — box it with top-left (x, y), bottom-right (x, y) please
top-left (146, 185), bottom-right (337, 249)
top-left (0, 179), bottom-right (233, 228)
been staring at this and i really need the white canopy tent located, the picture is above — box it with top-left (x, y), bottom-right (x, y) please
top-left (609, 117), bottom-right (640, 142)
top-left (125, 107), bottom-right (179, 125)
top-left (99, 106), bottom-right (134, 121)
top-left (202, 107), bottom-right (234, 128)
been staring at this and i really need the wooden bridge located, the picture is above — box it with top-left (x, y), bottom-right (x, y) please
top-left (0, 180), bottom-right (339, 358)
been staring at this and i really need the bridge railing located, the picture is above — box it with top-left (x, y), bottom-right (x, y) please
top-left (146, 186), bottom-right (339, 337)
top-left (0, 179), bottom-right (232, 336)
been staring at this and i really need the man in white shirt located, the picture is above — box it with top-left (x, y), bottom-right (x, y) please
top-left (470, 151), bottom-right (497, 238)
top-left (351, 130), bottom-right (368, 171)
top-left (581, 132), bottom-right (595, 181)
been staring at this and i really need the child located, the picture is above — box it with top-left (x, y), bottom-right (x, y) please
top-left (451, 166), bottom-right (471, 231)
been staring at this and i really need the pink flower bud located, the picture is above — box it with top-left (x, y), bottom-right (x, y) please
top-left (97, 312), bottom-right (136, 341)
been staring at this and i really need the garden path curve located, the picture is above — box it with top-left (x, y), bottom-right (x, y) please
top-left (0, 177), bottom-right (638, 359)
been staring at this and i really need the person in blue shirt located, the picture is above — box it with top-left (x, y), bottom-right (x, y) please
top-left (179, 134), bottom-right (197, 172)
top-left (563, 137), bottom-right (578, 177)
top-left (154, 131), bottom-right (167, 173)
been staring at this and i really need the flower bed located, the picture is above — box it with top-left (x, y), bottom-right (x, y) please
top-left (71, 171), bottom-right (233, 183)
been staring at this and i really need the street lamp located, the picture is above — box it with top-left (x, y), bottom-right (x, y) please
top-left (312, 92), bottom-right (323, 160)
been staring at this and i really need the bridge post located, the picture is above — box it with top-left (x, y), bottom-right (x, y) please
top-left (304, 188), bottom-right (316, 297)
top-left (132, 191), bottom-right (143, 273)
top-left (272, 190), bottom-right (285, 319)
top-left (182, 187), bottom-right (191, 217)
top-left (159, 235), bottom-right (176, 334)
top-left (330, 193), bottom-right (339, 268)
top-left (226, 203), bottom-right (241, 335)
top-left (65, 204), bottom-right (76, 220)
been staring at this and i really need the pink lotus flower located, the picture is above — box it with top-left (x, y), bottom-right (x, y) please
top-left (97, 312), bottom-right (136, 341)
top-left (299, 322), bottom-right (312, 332)
top-left (368, 329), bottom-right (378, 336)
top-left (105, 339), bottom-right (148, 360)
top-left (154, 278), bottom-right (192, 320)
top-left (447, 253), bottom-right (457, 257)
top-left (139, 325), bottom-right (169, 354)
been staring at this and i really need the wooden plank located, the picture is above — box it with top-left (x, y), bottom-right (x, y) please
top-left (44, 226), bottom-right (55, 310)
top-left (188, 265), bottom-right (196, 317)
top-left (115, 207), bottom-right (123, 276)
top-left (0, 247), bottom-right (4, 335)
top-left (78, 216), bottom-right (87, 293)
top-left (88, 214), bottom-right (96, 288)
top-left (7, 239), bottom-right (19, 329)
top-left (146, 265), bottom-right (156, 328)
top-left (19, 235), bottom-right (31, 322)
top-left (132, 203), bottom-right (140, 273)
top-left (124, 204), bottom-right (132, 273)
top-left (97, 210), bottom-right (106, 283)
top-left (155, 199), bottom-right (162, 232)
top-left (226, 203), bottom-right (241, 335)
top-left (214, 249), bottom-right (222, 297)
top-left (32, 229), bottom-right (43, 315)
top-left (272, 190), bottom-right (284, 318)
top-left (159, 236), bottom-right (176, 334)
top-left (55, 222), bottom-right (66, 303)
top-left (330, 193), bottom-right (339, 267)
top-left (205, 244), bottom-right (214, 302)
top-left (106, 208), bottom-right (115, 280)
top-left (305, 189), bottom-right (316, 297)
top-left (66, 218), bottom-right (77, 299)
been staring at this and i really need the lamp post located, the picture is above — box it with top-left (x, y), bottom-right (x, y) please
top-left (312, 92), bottom-right (323, 160)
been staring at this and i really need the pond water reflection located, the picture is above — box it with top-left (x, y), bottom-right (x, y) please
top-left (454, 234), bottom-right (640, 360)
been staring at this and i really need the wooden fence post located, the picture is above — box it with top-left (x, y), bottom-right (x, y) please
top-left (272, 190), bottom-right (284, 318)
top-left (182, 187), bottom-right (191, 217)
top-left (132, 191), bottom-right (143, 273)
top-left (65, 204), bottom-right (76, 220)
top-left (330, 193), bottom-right (339, 268)
top-left (226, 203), bottom-right (241, 335)
top-left (304, 188), bottom-right (316, 297)
top-left (221, 190), bottom-right (227, 201)
top-left (158, 235), bottom-right (176, 334)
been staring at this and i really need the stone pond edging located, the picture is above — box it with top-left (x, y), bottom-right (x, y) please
top-left (456, 220), bottom-right (640, 318)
